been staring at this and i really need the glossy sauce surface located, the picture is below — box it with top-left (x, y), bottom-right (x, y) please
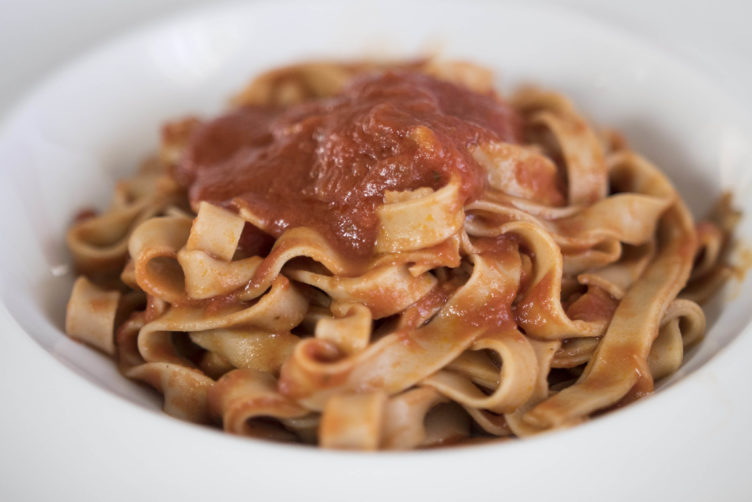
top-left (176, 71), bottom-right (522, 258)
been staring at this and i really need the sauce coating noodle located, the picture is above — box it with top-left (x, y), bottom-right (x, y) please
top-left (65, 60), bottom-right (737, 450)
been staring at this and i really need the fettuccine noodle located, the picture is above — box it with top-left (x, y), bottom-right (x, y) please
top-left (65, 60), bottom-right (737, 450)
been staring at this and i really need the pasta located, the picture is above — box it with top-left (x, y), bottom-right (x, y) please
top-left (65, 60), bottom-right (738, 450)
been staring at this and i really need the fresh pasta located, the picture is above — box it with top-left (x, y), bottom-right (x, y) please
top-left (65, 60), bottom-right (737, 450)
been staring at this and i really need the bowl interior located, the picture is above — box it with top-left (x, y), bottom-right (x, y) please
top-left (1, 0), bottom-right (751, 418)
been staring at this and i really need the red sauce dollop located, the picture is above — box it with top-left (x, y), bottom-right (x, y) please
top-left (176, 71), bottom-right (522, 258)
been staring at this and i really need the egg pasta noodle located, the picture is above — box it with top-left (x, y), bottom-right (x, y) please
top-left (65, 60), bottom-right (736, 449)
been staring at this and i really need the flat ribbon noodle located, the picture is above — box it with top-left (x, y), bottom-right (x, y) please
top-left (681, 219), bottom-right (735, 304)
top-left (314, 303), bottom-right (372, 355)
top-left (466, 193), bottom-right (670, 251)
top-left (65, 276), bottom-right (120, 355)
top-left (319, 391), bottom-right (387, 450)
top-left (189, 329), bottom-right (300, 375)
top-left (236, 227), bottom-right (364, 301)
top-left (126, 362), bottom-right (214, 423)
top-left (445, 350), bottom-right (500, 390)
top-left (577, 242), bottom-right (655, 299)
top-left (507, 220), bottom-right (607, 339)
top-left (376, 179), bottom-right (464, 253)
top-left (422, 327), bottom-right (538, 413)
top-left (380, 387), bottom-right (452, 450)
top-left (129, 216), bottom-right (192, 304)
top-left (470, 142), bottom-right (563, 206)
top-left (648, 299), bottom-right (706, 380)
top-left (230, 59), bottom-right (492, 108)
top-left (481, 189), bottom-right (581, 219)
top-left (137, 276), bottom-right (306, 365)
top-left (67, 168), bottom-right (184, 276)
top-left (562, 239), bottom-right (622, 277)
top-left (207, 369), bottom-right (309, 440)
top-left (177, 201), bottom-right (262, 299)
top-left (523, 151), bottom-right (697, 428)
top-left (505, 339), bottom-right (560, 436)
top-left (513, 88), bottom-right (607, 205)
top-left (285, 263), bottom-right (436, 319)
top-left (278, 252), bottom-right (521, 411)
top-left (551, 338), bottom-right (599, 369)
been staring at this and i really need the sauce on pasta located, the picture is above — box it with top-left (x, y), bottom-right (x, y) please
top-left (64, 60), bottom-right (738, 450)
top-left (177, 71), bottom-right (534, 258)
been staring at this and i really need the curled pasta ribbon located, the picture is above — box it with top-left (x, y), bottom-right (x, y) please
top-left (314, 303), bottom-right (372, 355)
top-left (113, 296), bottom-right (167, 367)
top-left (129, 216), bottom-right (192, 304)
top-left (180, 202), bottom-right (383, 302)
top-left (230, 59), bottom-right (492, 107)
top-left (126, 362), bottom-right (214, 423)
top-left (189, 329), bottom-right (300, 375)
top-left (115, 311), bottom-right (147, 371)
top-left (551, 299), bottom-right (705, 378)
top-left (648, 299), bottom-right (706, 380)
top-left (471, 142), bottom-right (564, 206)
top-left (549, 297), bottom-right (706, 390)
top-left (67, 203), bottom-right (148, 274)
top-left (67, 167), bottom-right (184, 275)
top-left (137, 276), bottom-right (306, 365)
top-left (445, 349), bottom-right (500, 390)
top-left (320, 391), bottom-right (388, 450)
top-left (523, 152), bottom-right (697, 428)
top-left (466, 192), bottom-right (670, 251)
top-left (504, 339), bottom-right (560, 437)
top-left (421, 59), bottom-right (494, 94)
top-left (681, 219), bottom-right (736, 304)
top-left (285, 264), bottom-right (436, 319)
top-left (513, 88), bottom-right (607, 205)
top-left (381, 387), bottom-right (449, 449)
top-left (691, 222), bottom-right (725, 279)
top-left (481, 190), bottom-right (581, 219)
top-left (238, 222), bottom-right (458, 304)
top-left (552, 194), bottom-right (670, 249)
top-left (563, 240), bottom-right (623, 277)
top-left (463, 408), bottom-right (511, 437)
top-left (681, 269), bottom-right (734, 305)
top-left (376, 179), bottom-right (464, 253)
top-left (185, 202), bottom-right (244, 260)
top-left (237, 226), bottom-right (362, 300)
top-left (177, 202), bottom-right (263, 299)
top-left (231, 61), bottom-right (402, 106)
top-left (507, 220), bottom-right (608, 339)
top-left (237, 199), bottom-right (460, 305)
top-left (552, 338), bottom-right (600, 369)
top-left (279, 252), bottom-right (521, 410)
top-left (422, 327), bottom-right (538, 413)
top-left (384, 233), bottom-right (462, 277)
top-left (381, 387), bottom-right (471, 449)
top-left (576, 242), bottom-right (655, 299)
top-left (65, 276), bottom-right (120, 355)
top-left (208, 369), bottom-right (309, 440)
top-left (179, 251), bottom-right (262, 299)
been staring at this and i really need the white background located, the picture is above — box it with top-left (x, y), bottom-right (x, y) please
top-left (0, 1), bottom-right (750, 501)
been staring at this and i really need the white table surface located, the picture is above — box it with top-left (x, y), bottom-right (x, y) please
top-left (1, 1), bottom-right (750, 501)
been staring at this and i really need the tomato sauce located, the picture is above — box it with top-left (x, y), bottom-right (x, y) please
top-left (176, 71), bottom-right (522, 258)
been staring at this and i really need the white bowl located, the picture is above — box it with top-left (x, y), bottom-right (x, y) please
top-left (1, 1), bottom-right (751, 500)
